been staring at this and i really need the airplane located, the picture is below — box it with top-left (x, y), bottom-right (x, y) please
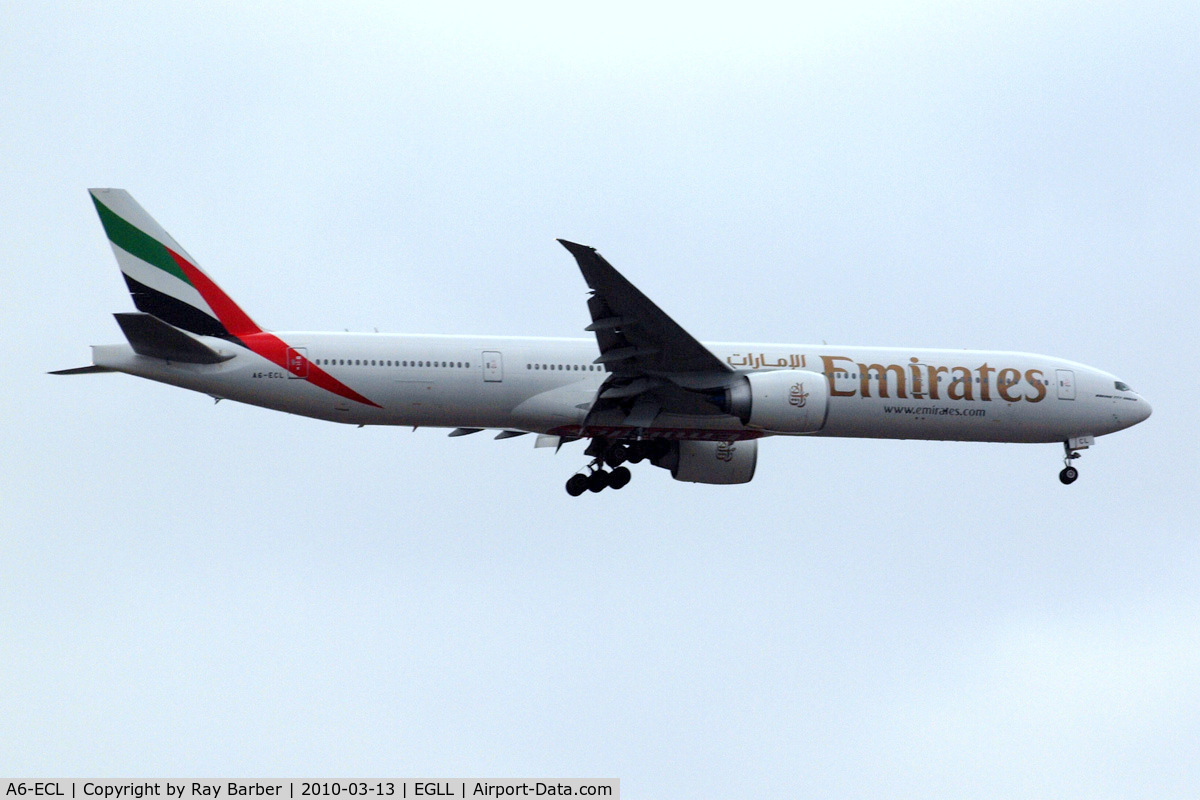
top-left (54, 189), bottom-right (1151, 495)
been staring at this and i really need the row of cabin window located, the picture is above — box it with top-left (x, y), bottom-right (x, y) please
top-left (316, 359), bottom-right (471, 368)
top-left (526, 364), bottom-right (602, 372)
top-left (828, 371), bottom-right (1048, 386)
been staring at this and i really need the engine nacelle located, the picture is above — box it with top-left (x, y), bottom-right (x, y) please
top-left (658, 439), bottom-right (758, 485)
top-left (726, 369), bottom-right (829, 433)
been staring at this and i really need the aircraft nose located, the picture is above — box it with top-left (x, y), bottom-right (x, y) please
top-left (1136, 396), bottom-right (1152, 423)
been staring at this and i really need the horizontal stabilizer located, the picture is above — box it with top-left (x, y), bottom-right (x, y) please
top-left (114, 312), bottom-right (234, 364)
top-left (49, 365), bottom-right (115, 375)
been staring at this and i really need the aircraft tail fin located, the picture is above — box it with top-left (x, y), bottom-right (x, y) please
top-left (88, 189), bottom-right (263, 341)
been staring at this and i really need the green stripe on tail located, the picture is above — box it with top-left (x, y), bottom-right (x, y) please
top-left (91, 194), bottom-right (191, 284)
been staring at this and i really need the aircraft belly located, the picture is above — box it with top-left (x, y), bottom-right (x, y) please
top-left (509, 381), bottom-right (592, 433)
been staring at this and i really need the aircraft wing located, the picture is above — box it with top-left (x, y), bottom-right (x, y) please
top-left (557, 239), bottom-right (735, 432)
top-left (558, 240), bottom-right (731, 376)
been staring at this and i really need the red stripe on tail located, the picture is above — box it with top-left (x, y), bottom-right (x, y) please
top-left (167, 248), bottom-right (381, 408)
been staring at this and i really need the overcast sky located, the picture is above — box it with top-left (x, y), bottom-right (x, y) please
top-left (2, 1), bottom-right (1198, 797)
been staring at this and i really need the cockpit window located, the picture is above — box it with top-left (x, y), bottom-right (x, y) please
top-left (1115, 381), bottom-right (1132, 392)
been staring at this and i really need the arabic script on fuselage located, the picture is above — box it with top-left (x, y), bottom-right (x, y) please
top-left (725, 352), bottom-right (1048, 403)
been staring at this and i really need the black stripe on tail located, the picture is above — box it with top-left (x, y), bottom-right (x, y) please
top-left (121, 274), bottom-right (235, 341)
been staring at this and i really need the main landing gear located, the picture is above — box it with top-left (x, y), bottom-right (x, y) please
top-left (565, 465), bottom-right (631, 496)
top-left (564, 438), bottom-right (666, 496)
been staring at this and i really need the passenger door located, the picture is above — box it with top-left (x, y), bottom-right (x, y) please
top-left (1056, 369), bottom-right (1075, 400)
top-left (286, 347), bottom-right (308, 379)
top-left (482, 351), bottom-right (503, 382)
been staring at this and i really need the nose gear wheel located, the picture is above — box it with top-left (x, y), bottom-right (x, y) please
top-left (1059, 440), bottom-right (1083, 484)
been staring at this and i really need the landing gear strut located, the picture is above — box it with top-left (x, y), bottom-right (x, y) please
top-left (1059, 439), bottom-right (1084, 485)
top-left (564, 438), bottom-right (635, 496)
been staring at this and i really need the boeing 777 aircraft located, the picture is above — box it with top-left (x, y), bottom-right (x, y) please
top-left (55, 189), bottom-right (1151, 494)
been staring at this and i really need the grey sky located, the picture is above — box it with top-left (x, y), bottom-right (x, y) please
top-left (2, 2), bottom-right (1198, 796)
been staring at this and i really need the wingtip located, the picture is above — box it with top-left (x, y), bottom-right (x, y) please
top-left (557, 238), bottom-right (595, 254)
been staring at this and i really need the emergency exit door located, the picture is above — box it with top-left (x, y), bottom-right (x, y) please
top-left (482, 351), bottom-right (503, 382)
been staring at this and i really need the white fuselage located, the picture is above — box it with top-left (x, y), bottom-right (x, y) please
top-left (91, 332), bottom-right (1152, 445)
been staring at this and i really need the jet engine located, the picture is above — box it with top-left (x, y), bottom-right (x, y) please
top-left (652, 439), bottom-right (758, 485)
top-left (724, 369), bottom-right (829, 433)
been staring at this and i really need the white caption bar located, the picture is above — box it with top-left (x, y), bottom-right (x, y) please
top-left (0, 782), bottom-right (618, 800)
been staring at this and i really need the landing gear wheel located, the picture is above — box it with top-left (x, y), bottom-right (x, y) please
top-left (587, 469), bottom-right (610, 493)
top-left (608, 466), bottom-right (632, 490)
top-left (1059, 466), bottom-right (1079, 485)
top-left (566, 473), bottom-right (589, 497)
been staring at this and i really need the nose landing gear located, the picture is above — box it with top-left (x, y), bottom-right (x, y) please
top-left (1058, 437), bottom-right (1092, 485)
